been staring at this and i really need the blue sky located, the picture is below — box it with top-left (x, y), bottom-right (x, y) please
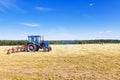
top-left (0, 0), bottom-right (120, 40)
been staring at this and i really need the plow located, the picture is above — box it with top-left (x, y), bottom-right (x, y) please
top-left (6, 45), bottom-right (27, 54)
top-left (6, 35), bottom-right (52, 54)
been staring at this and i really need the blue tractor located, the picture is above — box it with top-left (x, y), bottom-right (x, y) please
top-left (26, 35), bottom-right (52, 52)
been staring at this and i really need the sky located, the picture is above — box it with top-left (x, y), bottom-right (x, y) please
top-left (0, 0), bottom-right (120, 40)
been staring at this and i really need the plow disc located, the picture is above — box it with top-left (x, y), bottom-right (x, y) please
top-left (6, 45), bottom-right (27, 54)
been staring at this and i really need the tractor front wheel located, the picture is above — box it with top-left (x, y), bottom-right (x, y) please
top-left (43, 47), bottom-right (49, 52)
top-left (48, 46), bottom-right (52, 51)
top-left (27, 44), bottom-right (37, 52)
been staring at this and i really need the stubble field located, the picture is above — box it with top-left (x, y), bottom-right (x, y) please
top-left (0, 44), bottom-right (120, 80)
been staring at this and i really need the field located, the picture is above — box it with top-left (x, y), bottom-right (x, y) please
top-left (0, 44), bottom-right (120, 80)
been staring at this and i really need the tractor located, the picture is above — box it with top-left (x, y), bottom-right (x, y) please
top-left (26, 35), bottom-right (52, 52)
top-left (6, 35), bottom-right (52, 54)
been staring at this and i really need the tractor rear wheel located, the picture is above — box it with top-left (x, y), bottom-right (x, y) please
top-left (27, 44), bottom-right (37, 52)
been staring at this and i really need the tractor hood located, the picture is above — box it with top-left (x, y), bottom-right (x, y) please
top-left (43, 41), bottom-right (49, 47)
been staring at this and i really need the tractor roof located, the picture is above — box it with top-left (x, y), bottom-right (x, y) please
top-left (28, 35), bottom-right (41, 37)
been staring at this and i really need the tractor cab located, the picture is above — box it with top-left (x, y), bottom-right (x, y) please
top-left (27, 35), bottom-right (52, 52)
top-left (28, 36), bottom-right (41, 45)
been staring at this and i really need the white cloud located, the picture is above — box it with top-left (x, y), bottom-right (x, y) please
top-left (99, 32), bottom-right (105, 34)
top-left (21, 23), bottom-right (40, 27)
top-left (89, 3), bottom-right (94, 7)
top-left (99, 30), bottom-right (112, 34)
top-left (35, 7), bottom-right (52, 11)
top-left (0, 0), bottom-right (25, 13)
top-left (106, 30), bottom-right (112, 33)
top-left (0, 0), bottom-right (16, 8)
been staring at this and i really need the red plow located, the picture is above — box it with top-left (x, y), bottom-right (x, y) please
top-left (6, 45), bottom-right (27, 54)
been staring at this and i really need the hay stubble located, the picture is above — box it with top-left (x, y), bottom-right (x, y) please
top-left (0, 44), bottom-right (120, 80)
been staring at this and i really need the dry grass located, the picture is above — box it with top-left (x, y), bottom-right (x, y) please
top-left (0, 44), bottom-right (120, 80)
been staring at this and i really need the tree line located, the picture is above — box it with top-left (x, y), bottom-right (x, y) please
top-left (0, 40), bottom-right (120, 46)
top-left (0, 40), bottom-right (27, 46)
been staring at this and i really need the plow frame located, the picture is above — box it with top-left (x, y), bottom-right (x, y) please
top-left (6, 45), bottom-right (27, 54)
